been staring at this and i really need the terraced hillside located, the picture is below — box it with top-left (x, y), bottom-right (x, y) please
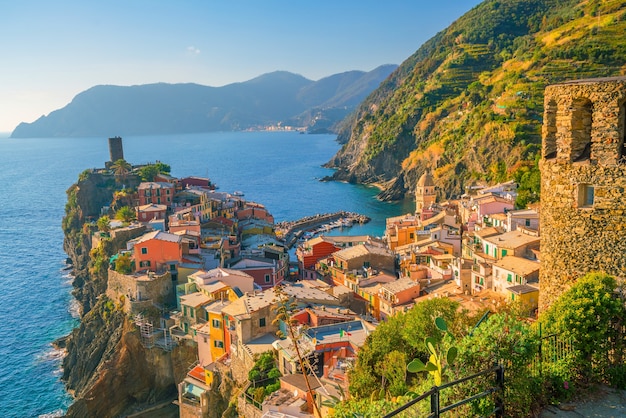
top-left (326, 0), bottom-right (626, 204)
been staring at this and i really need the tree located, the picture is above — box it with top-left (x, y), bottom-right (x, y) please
top-left (272, 286), bottom-right (321, 417)
top-left (97, 215), bottom-right (111, 233)
top-left (110, 159), bottom-right (132, 184)
top-left (114, 253), bottom-right (133, 274)
top-left (115, 206), bottom-right (136, 224)
top-left (541, 272), bottom-right (625, 383)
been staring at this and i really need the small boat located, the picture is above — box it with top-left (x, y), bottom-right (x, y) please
top-left (232, 191), bottom-right (244, 197)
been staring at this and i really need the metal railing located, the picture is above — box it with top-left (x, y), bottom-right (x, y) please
top-left (383, 364), bottom-right (504, 418)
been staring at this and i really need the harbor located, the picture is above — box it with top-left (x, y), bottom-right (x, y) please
top-left (276, 211), bottom-right (370, 248)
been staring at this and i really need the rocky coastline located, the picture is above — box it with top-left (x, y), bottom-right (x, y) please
top-left (59, 172), bottom-right (200, 417)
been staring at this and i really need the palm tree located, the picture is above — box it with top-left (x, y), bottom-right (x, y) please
top-left (110, 159), bottom-right (132, 185)
top-left (97, 215), bottom-right (111, 233)
top-left (115, 206), bottom-right (136, 224)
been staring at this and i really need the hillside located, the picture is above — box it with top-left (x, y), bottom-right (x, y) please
top-left (325, 0), bottom-right (626, 201)
top-left (10, 65), bottom-right (396, 138)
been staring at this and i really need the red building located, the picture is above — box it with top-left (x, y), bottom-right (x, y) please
top-left (180, 176), bottom-right (215, 190)
top-left (137, 182), bottom-right (176, 209)
top-left (296, 236), bottom-right (340, 280)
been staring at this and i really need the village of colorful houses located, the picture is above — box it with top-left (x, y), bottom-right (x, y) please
top-left (95, 140), bottom-right (540, 417)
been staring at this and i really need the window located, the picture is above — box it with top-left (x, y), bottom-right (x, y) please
top-left (139, 260), bottom-right (151, 268)
top-left (543, 99), bottom-right (557, 159)
top-left (214, 340), bottom-right (224, 348)
top-left (501, 249), bottom-right (507, 257)
top-left (578, 184), bottom-right (595, 207)
top-left (507, 273), bottom-right (512, 283)
top-left (141, 247), bottom-right (148, 254)
top-left (525, 219), bottom-right (531, 227)
top-left (212, 319), bottom-right (221, 328)
top-left (570, 98), bottom-right (593, 162)
top-left (170, 264), bottom-right (177, 271)
top-left (259, 317), bottom-right (266, 327)
top-left (190, 309), bottom-right (194, 318)
top-left (183, 306), bottom-right (188, 316)
top-left (264, 274), bottom-right (271, 283)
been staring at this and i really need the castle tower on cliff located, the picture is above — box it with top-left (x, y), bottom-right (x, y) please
top-left (415, 170), bottom-right (436, 214)
top-left (108, 136), bottom-right (124, 163)
top-left (539, 76), bottom-right (626, 312)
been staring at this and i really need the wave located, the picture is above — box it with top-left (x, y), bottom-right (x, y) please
top-left (38, 409), bottom-right (65, 418)
top-left (68, 298), bottom-right (81, 318)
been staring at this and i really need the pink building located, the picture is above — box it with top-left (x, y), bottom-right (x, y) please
top-left (137, 182), bottom-right (176, 209)
top-left (136, 203), bottom-right (167, 222)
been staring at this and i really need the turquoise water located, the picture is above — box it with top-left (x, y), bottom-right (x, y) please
top-left (0, 131), bottom-right (413, 417)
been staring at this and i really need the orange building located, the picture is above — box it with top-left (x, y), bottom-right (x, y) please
top-left (133, 230), bottom-right (183, 275)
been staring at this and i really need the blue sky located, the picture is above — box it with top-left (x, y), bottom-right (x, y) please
top-left (0, 0), bottom-right (482, 132)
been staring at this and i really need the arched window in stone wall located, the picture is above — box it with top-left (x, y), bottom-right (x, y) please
top-left (570, 97), bottom-right (593, 162)
top-left (543, 99), bottom-right (557, 159)
top-left (617, 100), bottom-right (626, 163)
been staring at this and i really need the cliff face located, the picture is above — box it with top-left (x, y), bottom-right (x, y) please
top-left (64, 309), bottom-right (197, 417)
top-left (60, 171), bottom-right (201, 417)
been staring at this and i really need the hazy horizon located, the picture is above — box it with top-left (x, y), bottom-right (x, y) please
top-left (0, 0), bottom-right (482, 132)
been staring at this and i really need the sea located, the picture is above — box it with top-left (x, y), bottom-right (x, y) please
top-left (0, 130), bottom-right (413, 417)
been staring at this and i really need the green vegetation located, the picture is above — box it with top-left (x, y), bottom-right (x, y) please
top-left (246, 351), bottom-right (281, 404)
top-left (334, 273), bottom-right (625, 417)
top-left (114, 206), bottom-right (136, 224)
top-left (110, 159), bottom-right (132, 184)
top-left (138, 161), bottom-right (171, 182)
top-left (541, 272), bottom-right (626, 387)
top-left (407, 317), bottom-right (458, 386)
top-left (96, 215), bottom-right (111, 233)
top-left (113, 253), bottom-right (133, 275)
top-left (333, 0), bottom-right (626, 203)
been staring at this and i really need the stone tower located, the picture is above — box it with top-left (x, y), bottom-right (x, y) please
top-left (108, 136), bottom-right (124, 163)
top-left (415, 170), bottom-right (436, 214)
top-left (539, 76), bottom-right (626, 312)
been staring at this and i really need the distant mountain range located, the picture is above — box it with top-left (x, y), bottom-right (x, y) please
top-left (10, 65), bottom-right (397, 138)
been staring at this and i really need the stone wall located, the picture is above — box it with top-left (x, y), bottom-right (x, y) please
top-left (539, 76), bottom-right (626, 311)
top-left (107, 269), bottom-right (173, 312)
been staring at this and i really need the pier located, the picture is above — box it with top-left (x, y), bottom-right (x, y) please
top-left (276, 211), bottom-right (370, 248)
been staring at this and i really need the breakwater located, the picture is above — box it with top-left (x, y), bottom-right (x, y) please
top-left (276, 211), bottom-right (370, 248)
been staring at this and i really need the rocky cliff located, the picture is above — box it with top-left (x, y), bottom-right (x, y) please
top-left (60, 171), bottom-right (205, 417)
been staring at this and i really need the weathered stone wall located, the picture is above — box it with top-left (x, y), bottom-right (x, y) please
top-left (107, 269), bottom-right (173, 312)
top-left (539, 77), bottom-right (626, 311)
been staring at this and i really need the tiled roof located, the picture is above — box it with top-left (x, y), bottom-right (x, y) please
top-left (381, 278), bottom-right (419, 293)
top-left (493, 255), bottom-right (540, 276)
top-left (135, 230), bottom-right (181, 244)
top-left (484, 230), bottom-right (540, 249)
top-left (507, 284), bottom-right (539, 294)
top-left (180, 291), bottom-right (211, 308)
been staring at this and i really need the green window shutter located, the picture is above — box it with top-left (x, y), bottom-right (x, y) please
top-left (502, 249), bottom-right (507, 257)
top-left (507, 273), bottom-right (512, 283)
